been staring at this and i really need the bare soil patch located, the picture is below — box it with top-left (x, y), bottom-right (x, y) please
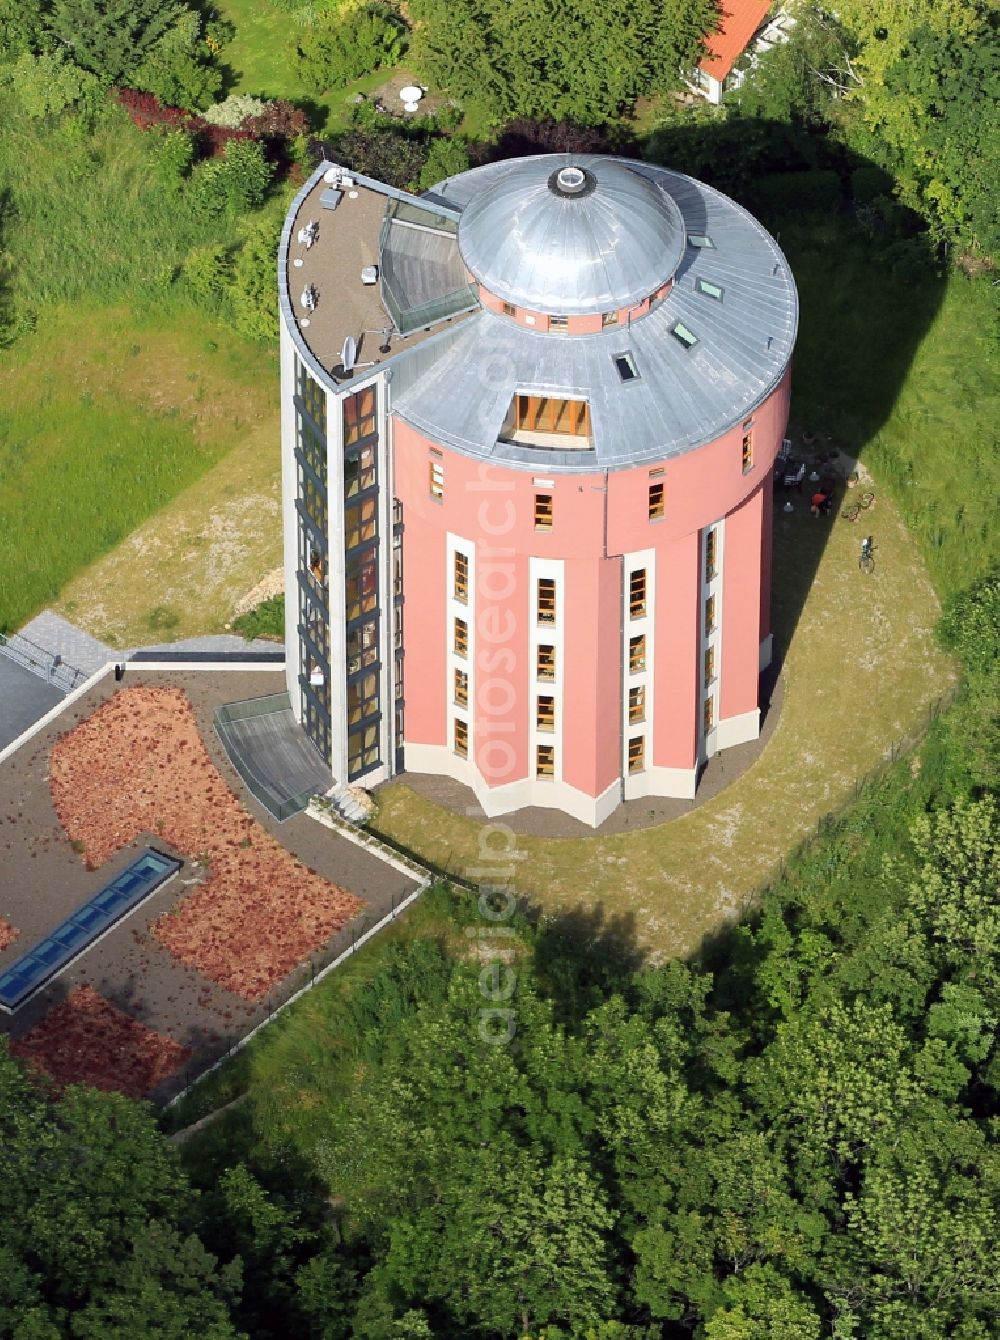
top-left (11, 985), bottom-right (189, 1098)
top-left (50, 685), bottom-right (362, 999)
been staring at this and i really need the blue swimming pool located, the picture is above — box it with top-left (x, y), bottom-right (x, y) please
top-left (0, 848), bottom-right (182, 1012)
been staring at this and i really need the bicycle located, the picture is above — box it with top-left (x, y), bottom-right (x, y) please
top-left (859, 535), bottom-right (876, 574)
top-left (841, 490), bottom-right (876, 523)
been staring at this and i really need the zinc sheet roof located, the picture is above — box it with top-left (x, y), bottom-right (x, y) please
top-left (391, 158), bottom-right (797, 473)
top-left (456, 155), bottom-right (686, 316)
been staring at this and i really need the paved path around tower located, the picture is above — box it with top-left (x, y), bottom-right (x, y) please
top-left (370, 482), bottom-right (957, 959)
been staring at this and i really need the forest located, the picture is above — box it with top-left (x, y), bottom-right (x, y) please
top-left (0, 0), bottom-right (997, 1334)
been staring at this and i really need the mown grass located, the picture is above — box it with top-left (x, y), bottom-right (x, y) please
top-left (1, 304), bottom-right (278, 636)
top-left (216, 0), bottom-right (408, 133)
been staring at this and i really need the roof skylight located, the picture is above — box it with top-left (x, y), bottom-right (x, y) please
top-left (696, 278), bottom-right (724, 301)
top-left (687, 234), bottom-right (714, 249)
top-left (613, 352), bottom-right (640, 382)
top-left (671, 322), bottom-right (698, 349)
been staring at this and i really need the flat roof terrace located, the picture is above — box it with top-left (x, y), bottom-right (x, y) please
top-left (284, 172), bottom-right (475, 384)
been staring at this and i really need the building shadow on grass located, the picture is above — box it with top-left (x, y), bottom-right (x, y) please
top-left (639, 118), bottom-right (946, 674)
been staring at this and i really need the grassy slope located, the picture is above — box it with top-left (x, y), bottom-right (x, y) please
top-left (0, 304), bottom-right (278, 639)
top-left (783, 220), bottom-right (1000, 601)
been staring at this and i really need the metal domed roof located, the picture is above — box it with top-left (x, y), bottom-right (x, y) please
top-left (456, 155), bottom-right (687, 317)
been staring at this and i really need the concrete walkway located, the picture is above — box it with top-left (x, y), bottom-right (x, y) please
top-left (1, 612), bottom-right (284, 749)
top-left (0, 659), bottom-right (62, 752)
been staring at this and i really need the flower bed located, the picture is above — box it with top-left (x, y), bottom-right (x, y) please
top-left (0, 920), bottom-right (18, 953)
top-left (50, 685), bottom-right (362, 1000)
top-left (11, 985), bottom-right (188, 1098)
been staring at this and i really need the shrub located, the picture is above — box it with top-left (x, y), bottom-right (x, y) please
top-left (202, 94), bottom-right (268, 129)
top-left (186, 139), bottom-right (272, 215)
top-left (181, 242), bottom-right (231, 300)
top-left (938, 571), bottom-right (999, 677)
top-left (151, 126), bottom-right (195, 187)
top-left (232, 594), bottom-right (285, 641)
top-left (222, 139), bottom-right (272, 210)
top-left (417, 135), bottom-right (470, 189)
top-left (228, 218), bottom-right (282, 341)
top-left (9, 51), bottom-right (100, 120)
top-left (751, 169), bottom-right (842, 217)
top-left (297, 4), bottom-right (408, 94)
top-left (333, 127), bottom-right (428, 190)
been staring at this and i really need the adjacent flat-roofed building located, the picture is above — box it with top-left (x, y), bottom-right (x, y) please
top-left (279, 153), bottom-right (797, 826)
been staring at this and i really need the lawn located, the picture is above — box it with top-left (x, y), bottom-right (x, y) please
top-left (0, 303), bottom-right (279, 640)
top-left (216, 0), bottom-right (410, 134)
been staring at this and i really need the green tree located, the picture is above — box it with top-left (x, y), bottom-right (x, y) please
top-left (0, 0), bottom-right (46, 64)
top-left (297, 4), bottom-right (408, 94)
top-left (409, 0), bottom-right (717, 124)
top-left (131, 9), bottom-right (224, 111)
top-left (44, 0), bottom-right (186, 84)
top-left (378, 1150), bottom-right (617, 1334)
top-left (0, 1044), bottom-right (241, 1334)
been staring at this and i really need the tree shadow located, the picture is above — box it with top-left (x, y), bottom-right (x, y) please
top-left (531, 903), bottom-right (647, 1026)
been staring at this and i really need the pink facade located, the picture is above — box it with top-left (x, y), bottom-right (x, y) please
top-left (393, 364), bottom-right (790, 815)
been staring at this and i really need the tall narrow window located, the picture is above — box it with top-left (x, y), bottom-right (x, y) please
top-left (649, 481), bottom-right (665, 520)
top-left (454, 718), bottom-right (468, 758)
top-left (742, 432), bottom-right (754, 474)
top-left (628, 736), bottom-right (645, 774)
top-left (629, 569), bottom-right (647, 619)
top-left (454, 668), bottom-right (468, 707)
top-left (502, 301), bottom-right (516, 316)
top-left (454, 551), bottom-right (469, 603)
top-left (429, 452), bottom-right (444, 501)
top-left (536, 695), bottom-right (555, 732)
top-left (536, 744), bottom-right (555, 778)
top-left (537, 644), bottom-right (556, 680)
top-left (705, 595), bottom-right (716, 633)
top-left (602, 311), bottom-right (618, 328)
top-left (454, 617), bottom-right (468, 657)
top-left (705, 528), bottom-right (717, 581)
top-left (629, 634), bottom-right (646, 674)
top-left (537, 578), bottom-right (556, 625)
top-left (703, 697), bottom-right (715, 734)
top-left (534, 493), bottom-right (553, 530)
top-left (628, 685), bottom-right (645, 723)
top-left (704, 646), bottom-right (715, 687)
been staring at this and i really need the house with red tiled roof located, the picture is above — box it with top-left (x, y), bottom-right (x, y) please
top-left (690, 0), bottom-right (796, 104)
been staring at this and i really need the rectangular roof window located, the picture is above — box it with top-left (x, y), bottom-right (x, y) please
top-left (671, 322), bottom-right (698, 349)
top-left (613, 352), bottom-right (640, 382)
top-left (688, 234), bottom-right (714, 248)
top-left (696, 278), bottom-right (724, 301)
